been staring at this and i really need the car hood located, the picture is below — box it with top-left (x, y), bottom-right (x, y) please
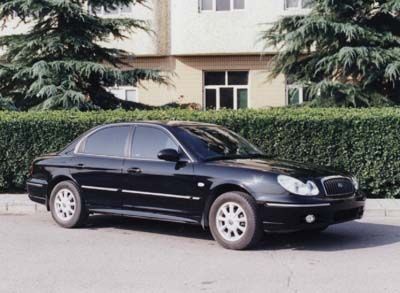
top-left (210, 157), bottom-right (348, 179)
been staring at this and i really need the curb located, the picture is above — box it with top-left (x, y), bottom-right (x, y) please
top-left (365, 199), bottom-right (400, 218)
top-left (1, 203), bottom-right (47, 214)
top-left (0, 194), bottom-right (47, 214)
top-left (1, 194), bottom-right (400, 217)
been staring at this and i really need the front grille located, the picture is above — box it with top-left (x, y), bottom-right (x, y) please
top-left (323, 177), bottom-right (355, 197)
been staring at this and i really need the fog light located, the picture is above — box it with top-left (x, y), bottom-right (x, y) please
top-left (305, 214), bottom-right (316, 224)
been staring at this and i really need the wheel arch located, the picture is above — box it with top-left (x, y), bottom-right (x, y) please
top-left (201, 183), bottom-right (254, 229)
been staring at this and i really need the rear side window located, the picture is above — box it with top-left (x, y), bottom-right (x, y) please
top-left (83, 126), bottom-right (130, 157)
top-left (132, 126), bottom-right (178, 159)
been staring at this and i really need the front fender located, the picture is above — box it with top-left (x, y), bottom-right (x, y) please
top-left (201, 178), bottom-right (282, 228)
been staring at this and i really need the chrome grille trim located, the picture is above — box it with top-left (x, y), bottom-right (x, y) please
top-left (321, 176), bottom-right (355, 197)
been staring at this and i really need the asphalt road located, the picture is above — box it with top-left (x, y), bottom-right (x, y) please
top-left (1, 214), bottom-right (400, 293)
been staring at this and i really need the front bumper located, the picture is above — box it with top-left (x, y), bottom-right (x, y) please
top-left (259, 194), bottom-right (366, 232)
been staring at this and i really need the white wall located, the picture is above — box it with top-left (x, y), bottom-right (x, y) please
top-left (120, 0), bottom-right (311, 56)
top-left (170, 0), bottom-right (290, 55)
top-left (96, 0), bottom-right (161, 56)
top-left (0, 0), bottom-right (311, 56)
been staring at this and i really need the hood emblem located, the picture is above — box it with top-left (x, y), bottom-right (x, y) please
top-left (338, 183), bottom-right (344, 188)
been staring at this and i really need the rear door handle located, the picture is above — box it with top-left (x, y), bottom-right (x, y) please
top-left (127, 167), bottom-right (142, 174)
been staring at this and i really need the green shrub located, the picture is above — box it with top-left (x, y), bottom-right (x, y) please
top-left (0, 108), bottom-right (399, 198)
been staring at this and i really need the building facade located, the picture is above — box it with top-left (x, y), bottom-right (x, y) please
top-left (112, 0), bottom-right (313, 109)
top-left (2, 0), bottom-right (313, 109)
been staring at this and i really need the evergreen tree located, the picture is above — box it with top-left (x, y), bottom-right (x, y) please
top-left (0, 95), bottom-right (16, 110)
top-left (261, 0), bottom-right (400, 107)
top-left (0, 0), bottom-right (166, 110)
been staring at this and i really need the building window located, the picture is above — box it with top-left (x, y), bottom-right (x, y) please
top-left (286, 82), bottom-right (311, 105)
top-left (200, 0), bottom-right (245, 11)
top-left (204, 71), bottom-right (249, 110)
top-left (90, 4), bottom-right (133, 16)
top-left (109, 86), bottom-right (138, 103)
top-left (284, 0), bottom-right (313, 10)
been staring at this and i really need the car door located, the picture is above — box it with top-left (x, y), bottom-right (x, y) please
top-left (70, 125), bottom-right (132, 209)
top-left (122, 125), bottom-right (201, 220)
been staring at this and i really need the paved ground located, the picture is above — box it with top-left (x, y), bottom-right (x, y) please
top-left (1, 213), bottom-right (400, 293)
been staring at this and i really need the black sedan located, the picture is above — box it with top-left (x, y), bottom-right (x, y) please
top-left (27, 121), bottom-right (366, 250)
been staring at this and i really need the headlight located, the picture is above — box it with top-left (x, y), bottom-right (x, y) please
top-left (277, 175), bottom-right (320, 196)
top-left (352, 177), bottom-right (359, 190)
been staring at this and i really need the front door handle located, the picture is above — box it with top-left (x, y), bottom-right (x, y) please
top-left (127, 167), bottom-right (142, 174)
top-left (75, 163), bottom-right (85, 169)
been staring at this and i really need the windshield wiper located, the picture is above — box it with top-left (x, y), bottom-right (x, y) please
top-left (204, 153), bottom-right (265, 162)
top-left (204, 155), bottom-right (239, 162)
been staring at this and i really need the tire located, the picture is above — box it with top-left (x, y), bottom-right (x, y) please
top-left (49, 181), bottom-right (88, 228)
top-left (209, 191), bottom-right (262, 250)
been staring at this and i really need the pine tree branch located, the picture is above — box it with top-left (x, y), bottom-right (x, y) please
top-left (0, 0), bottom-right (165, 110)
top-left (260, 0), bottom-right (400, 106)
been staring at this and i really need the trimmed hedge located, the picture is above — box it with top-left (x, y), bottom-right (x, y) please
top-left (1, 108), bottom-right (399, 198)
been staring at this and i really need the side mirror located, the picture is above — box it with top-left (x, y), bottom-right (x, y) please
top-left (158, 149), bottom-right (180, 162)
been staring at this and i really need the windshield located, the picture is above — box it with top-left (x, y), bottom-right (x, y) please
top-left (175, 125), bottom-right (265, 161)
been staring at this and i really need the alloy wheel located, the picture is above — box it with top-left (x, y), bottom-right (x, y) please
top-left (216, 202), bottom-right (248, 242)
top-left (54, 188), bottom-right (76, 222)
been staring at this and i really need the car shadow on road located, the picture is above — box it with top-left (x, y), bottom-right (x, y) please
top-left (86, 215), bottom-right (213, 241)
top-left (86, 215), bottom-right (400, 251)
top-left (257, 221), bottom-right (400, 251)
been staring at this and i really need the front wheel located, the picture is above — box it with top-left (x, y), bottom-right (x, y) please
top-left (209, 191), bottom-right (262, 250)
top-left (50, 181), bottom-right (88, 228)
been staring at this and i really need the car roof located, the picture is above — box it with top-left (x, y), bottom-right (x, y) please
top-left (103, 121), bottom-right (219, 128)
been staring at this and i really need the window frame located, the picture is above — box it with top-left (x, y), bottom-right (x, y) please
top-left (74, 123), bottom-right (195, 162)
top-left (286, 84), bottom-right (304, 105)
top-left (108, 86), bottom-right (139, 103)
top-left (76, 125), bottom-right (133, 158)
top-left (203, 71), bottom-right (250, 110)
top-left (200, 0), bottom-right (246, 12)
top-left (89, 4), bottom-right (134, 17)
top-left (284, 0), bottom-right (313, 10)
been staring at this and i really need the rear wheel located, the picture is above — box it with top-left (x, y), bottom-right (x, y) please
top-left (209, 191), bottom-right (261, 250)
top-left (50, 181), bottom-right (88, 228)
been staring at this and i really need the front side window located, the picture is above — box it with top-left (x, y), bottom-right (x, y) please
top-left (175, 126), bottom-right (263, 161)
top-left (132, 126), bottom-right (179, 160)
top-left (204, 71), bottom-right (249, 110)
top-left (200, 0), bottom-right (245, 11)
top-left (83, 126), bottom-right (130, 157)
top-left (285, 0), bottom-right (313, 10)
